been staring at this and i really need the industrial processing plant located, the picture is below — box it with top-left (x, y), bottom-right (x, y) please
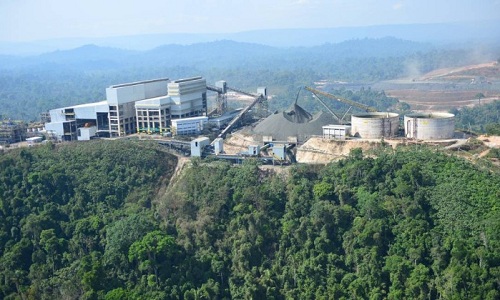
top-left (250, 86), bottom-right (457, 143)
top-left (44, 77), bottom-right (209, 141)
top-left (38, 76), bottom-right (463, 164)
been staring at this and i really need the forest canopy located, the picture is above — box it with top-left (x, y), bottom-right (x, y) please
top-left (1, 141), bottom-right (499, 299)
top-left (451, 100), bottom-right (500, 134)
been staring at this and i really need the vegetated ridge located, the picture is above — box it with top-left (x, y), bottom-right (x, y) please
top-left (1, 141), bottom-right (499, 299)
top-left (2, 38), bottom-right (497, 122)
top-left (0, 140), bottom-right (177, 299)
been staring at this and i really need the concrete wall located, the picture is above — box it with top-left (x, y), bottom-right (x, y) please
top-left (144, 80), bottom-right (170, 98)
top-left (257, 87), bottom-right (267, 97)
top-left (272, 144), bottom-right (287, 160)
top-left (107, 78), bottom-right (169, 105)
top-left (168, 77), bottom-right (206, 96)
top-left (213, 138), bottom-right (224, 155)
top-left (49, 102), bottom-right (108, 123)
top-left (107, 84), bottom-right (144, 105)
top-left (168, 77), bottom-right (207, 118)
top-left (49, 108), bottom-right (67, 123)
top-left (74, 105), bottom-right (99, 120)
top-left (77, 126), bottom-right (97, 141)
top-left (45, 122), bottom-right (64, 138)
top-left (191, 137), bottom-right (210, 157)
top-left (248, 145), bottom-right (260, 156)
top-left (135, 97), bottom-right (172, 109)
top-left (45, 121), bottom-right (76, 141)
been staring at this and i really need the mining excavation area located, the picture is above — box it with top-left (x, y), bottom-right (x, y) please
top-left (373, 61), bottom-right (500, 111)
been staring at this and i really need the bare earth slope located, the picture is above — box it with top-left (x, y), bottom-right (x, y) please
top-left (379, 61), bottom-right (500, 111)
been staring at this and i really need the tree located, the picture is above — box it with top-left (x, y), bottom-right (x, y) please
top-left (39, 229), bottom-right (65, 274)
top-left (475, 93), bottom-right (485, 105)
top-left (105, 288), bottom-right (129, 300)
top-left (128, 230), bottom-right (177, 286)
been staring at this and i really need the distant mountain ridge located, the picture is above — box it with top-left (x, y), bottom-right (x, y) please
top-left (0, 35), bottom-right (497, 121)
top-left (0, 38), bottom-right (435, 71)
top-left (1, 20), bottom-right (498, 55)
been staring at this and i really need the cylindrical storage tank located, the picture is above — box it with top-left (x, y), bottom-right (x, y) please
top-left (404, 113), bottom-right (455, 140)
top-left (351, 112), bottom-right (399, 139)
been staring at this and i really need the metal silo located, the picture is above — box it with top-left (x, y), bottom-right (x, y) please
top-left (404, 113), bottom-right (455, 140)
top-left (351, 112), bottom-right (399, 139)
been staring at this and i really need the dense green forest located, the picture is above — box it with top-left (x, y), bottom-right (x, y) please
top-left (451, 100), bottom-right (500, 134)
top-left (1, 141), bottom-right (499, 299)
top-left (0, 141), bottom-right (177, 299)
top-left (1, 39), bottom-right (497, 120)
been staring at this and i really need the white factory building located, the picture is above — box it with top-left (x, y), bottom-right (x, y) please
top-left (171, 116), bottom-right (208, 135)
top-left (45, 77), bottom-right (207, 141)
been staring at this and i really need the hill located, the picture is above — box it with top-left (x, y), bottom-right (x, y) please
top-left (1, 141), bottom-right (499, 298)
top-left (159, 146), bottom-right (500, 299)
top-left (376, 61), bottom-right (500, 112)
top-left (418, 61), bottom-right (500, 82)
top-left (0, 140), bottom-right (177, 299)
top-left (2, 38), bottom-right (498, 121)
top-left (1, 20), bottom-right (499, 54)
top-left (0, 38), bottom-right (430, 71)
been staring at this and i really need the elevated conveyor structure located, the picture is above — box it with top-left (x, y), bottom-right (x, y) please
top-left (226, 86), bottom-right (269, 118)
top-left (210, 85), bottom-right (267, 138)
top-left (304, 86), bottom-right (378, 114)
top-left (206, 84), bottom-right (227, 116)
top-left (157, 139), bottom-right (191, 155)
top-left (207, 82), bottom-right (268, 122)
top-left (302, 88), bottom-right (343, 124)
top-left (217, 92), bottom-right (265, 138)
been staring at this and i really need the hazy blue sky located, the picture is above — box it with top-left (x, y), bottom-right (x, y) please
top-left (1, 0), bottom-right (499, 42)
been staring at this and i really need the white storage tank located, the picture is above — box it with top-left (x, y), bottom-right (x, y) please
top-left (404, 113), bottom-right (455, 140)
top-left (351, 112), bottom-right (399, 139)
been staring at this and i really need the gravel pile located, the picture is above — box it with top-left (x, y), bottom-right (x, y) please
top-left (283, 103), bottom-right (313, 123)
top-left (252, 103), bottom-right (339, 141)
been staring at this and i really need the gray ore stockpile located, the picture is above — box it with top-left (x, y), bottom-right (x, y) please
top-left (252, 103), bottom-right (338, 141)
